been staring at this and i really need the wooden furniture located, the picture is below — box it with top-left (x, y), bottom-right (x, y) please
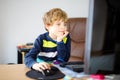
top-left (0, 64), bottom-right (88, 80)
top-left (17, 44), bottom-right (33, 64)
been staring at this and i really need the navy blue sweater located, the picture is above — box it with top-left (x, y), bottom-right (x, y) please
top-left (24, 32), bottom-right (71, 68)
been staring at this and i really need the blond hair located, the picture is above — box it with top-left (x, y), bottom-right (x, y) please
top-left (43, 8), bottom-right (68, 26)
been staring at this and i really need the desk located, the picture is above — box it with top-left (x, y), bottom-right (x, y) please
top-left (0, 64), bottom-right (31, 80)
top-left (0, 64), bottom-right (89, 80)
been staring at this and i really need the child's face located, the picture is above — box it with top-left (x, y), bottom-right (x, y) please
top-left (47, 20), bottom-right (67, 37)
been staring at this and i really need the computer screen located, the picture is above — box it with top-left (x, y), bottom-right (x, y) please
top-left (86, 0), bottom-right (120, 75)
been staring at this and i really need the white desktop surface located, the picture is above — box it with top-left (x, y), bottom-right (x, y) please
top-left (54, 64), bottom-right (87, 78)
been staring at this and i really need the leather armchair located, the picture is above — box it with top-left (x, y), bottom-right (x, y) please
top-left (67, 18), bottom-right (86, 61)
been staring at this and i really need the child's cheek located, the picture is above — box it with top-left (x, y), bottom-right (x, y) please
top-left (51, 28), bottom-right (56, 32)
top-left (64, 26), bottom-right (68, 31)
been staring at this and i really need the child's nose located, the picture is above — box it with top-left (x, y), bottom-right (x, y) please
top-left (60, 24), bottom-right (66, 29)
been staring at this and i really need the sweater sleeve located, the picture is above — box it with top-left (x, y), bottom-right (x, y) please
top-left (24, 36), bottom-right (42, 68)
top-left (56, 34), bottom-right (71, 62)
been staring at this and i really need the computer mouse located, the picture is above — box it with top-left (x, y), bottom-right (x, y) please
top-left (26, 66), bottom-right (65, 80)
top-left (41, 69), bottom-right (52, 76)
top-left (41, 66), bottom-right (59, 76)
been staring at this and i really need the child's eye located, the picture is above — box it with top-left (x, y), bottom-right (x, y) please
top-left (64, 23), bottom-right (67, 26)
top-left (57, 23), bottom-right (60, 26)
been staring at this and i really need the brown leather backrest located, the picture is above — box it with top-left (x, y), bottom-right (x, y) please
top-left (67, 18), bottom-right (86, 61)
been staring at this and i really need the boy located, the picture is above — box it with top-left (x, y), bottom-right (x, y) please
top-left (24, 8), bottom-right (71, 71)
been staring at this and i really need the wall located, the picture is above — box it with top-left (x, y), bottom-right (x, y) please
top-left (0, 0), bottom-right (89, 64)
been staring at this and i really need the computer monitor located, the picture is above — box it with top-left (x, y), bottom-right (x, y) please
top-left (86, 0), bottom-right (120, 75)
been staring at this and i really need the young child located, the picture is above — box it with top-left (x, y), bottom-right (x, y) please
top-left (24, 8), bottom-right (71, 71)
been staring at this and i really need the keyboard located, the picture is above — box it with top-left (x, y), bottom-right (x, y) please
top-left (59, 61), bottom-right (84, 73)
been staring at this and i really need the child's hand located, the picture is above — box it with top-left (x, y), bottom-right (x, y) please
top-left (57, 30), bottom-right (69, 42)
top-left (32, 62), bottom-right (51, 71)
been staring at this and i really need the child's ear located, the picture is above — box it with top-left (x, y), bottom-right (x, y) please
top-left (45, 24), bottom-right (50, 30)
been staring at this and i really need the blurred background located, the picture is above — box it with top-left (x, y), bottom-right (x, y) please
top-left (0, 0), bottom-right (89, 64)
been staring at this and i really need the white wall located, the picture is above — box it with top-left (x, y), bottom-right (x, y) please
top-left (0, 0), bottom-right (89, 64)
